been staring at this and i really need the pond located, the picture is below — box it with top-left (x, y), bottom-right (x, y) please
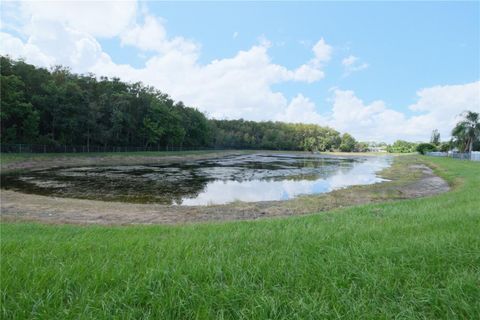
top-left (1, 153), bottom-right (391, 205)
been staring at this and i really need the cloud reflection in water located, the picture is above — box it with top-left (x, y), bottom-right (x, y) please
top-left (180, 156), bottom-right (390, 205)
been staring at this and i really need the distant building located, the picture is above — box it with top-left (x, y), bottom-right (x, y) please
top-left (368, 146), bottom-right (387, 153)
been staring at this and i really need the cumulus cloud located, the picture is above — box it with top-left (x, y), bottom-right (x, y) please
top-left (120, 15), bottom-right (199, 54)
top-left (275, 94), bottom-right (326, 124)
top-left (312, 38), bottom-right (333, 63)
top-left (0, 1), bottom-right (131, 72)
top-left (18, 1), bottom-right (137, 38)
top-left (406, 81), bottom-right (480, 137)
top-left (328, 81), bottom-right (480, 142)
top-left (328, 89), bottom-right (408, 141)
top-left (409, 82), bottom-right (480, 115)
top-left (0, 31), bottom-right (54, 66)
top-left (0, 19), bottom-right (108, 73)
top-left (292, 38), bottom-right (333, 83)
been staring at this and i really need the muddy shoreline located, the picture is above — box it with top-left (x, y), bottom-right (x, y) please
top-left (1, 150), bottom-right (252, 173)
top-left (1, 153), bottom-right (450, 225)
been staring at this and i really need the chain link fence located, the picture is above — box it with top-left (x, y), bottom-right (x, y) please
top-left (426, 151), bottom-right (480, 161)
top-left (0, 143), bottom-right (290, 154)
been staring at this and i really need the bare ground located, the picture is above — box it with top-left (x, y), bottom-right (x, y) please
top-left (0, 154), bottom-right (450, 225)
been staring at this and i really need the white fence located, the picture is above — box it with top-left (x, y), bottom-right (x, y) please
top-left (427, 152), bottom-right (448, 157)
top-left (472, 151), bottom-right (480, 161)
top-left (426, 151), bottom-right (480, 161)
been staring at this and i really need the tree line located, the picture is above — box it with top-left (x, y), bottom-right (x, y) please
top-left (1, 56), bottom-right (361, 152)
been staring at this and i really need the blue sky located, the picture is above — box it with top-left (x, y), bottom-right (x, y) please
top-left (1, 1), bottom-right (479, 142)
top-left (106, 2), bottom-right (479, 114)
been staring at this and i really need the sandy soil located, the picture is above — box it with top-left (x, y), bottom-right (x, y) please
top-left (0, 153), bottom-right (450, 225)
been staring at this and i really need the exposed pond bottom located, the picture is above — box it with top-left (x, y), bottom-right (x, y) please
top-left (1, 153), bottom-right (391, 205)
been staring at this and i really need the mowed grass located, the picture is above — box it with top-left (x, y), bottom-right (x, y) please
top-left (1, 157), bottom-right (479, 319)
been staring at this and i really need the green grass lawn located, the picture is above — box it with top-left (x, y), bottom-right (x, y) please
top-left (1, 156), bottom-right (479, 319)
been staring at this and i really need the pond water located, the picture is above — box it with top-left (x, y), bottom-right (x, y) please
top-left (1, 153), bottom-right (391, 205)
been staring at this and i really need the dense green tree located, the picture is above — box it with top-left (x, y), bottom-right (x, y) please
top-left (439, 142), bottom-right (451, 152)
top-left (0, 74), bottom-right (39, 143)
top-left (354, 142), bottom-right (370, 152)
top-left (339, 133), bottom-right (356, 152)
top-left (416, 143), bottom-right (437, 155)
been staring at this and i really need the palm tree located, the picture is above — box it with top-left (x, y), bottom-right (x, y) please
top-left (451, 111), bottom-right (480, 152)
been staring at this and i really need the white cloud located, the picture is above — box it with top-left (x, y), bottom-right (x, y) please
top-left (276, 94), bottom-right (326, 124)
top-left (328, 81), bottom-right (480, 142)
top-left (328, 89), bottom-right (407, 142)
top-left (291, 64), bottom-right (325, 83)
top-left (409, 82), bottom-right (480, 115)
top-left (233, 31), bottom-right (239, 39)
top-left (312, 38), bottom-right (332, 63)
top-left (406, 81), bottom-right (480, 138)
top-left (0, 19), bottom-right (108, 73)
top-left (342, 54), bottom-right (368, 76)
top-left (292, 38), bottom-right (333, 83)
top-left (342, 55), bottom-right (357, 66)
top-left (0, 31), bottom-right (54, 66)
top-left (120, 15), bottom-right (199, 54)
top-left (19, 1), bottom-right (137, 38)
top-left (0, 1), bottom-right (134, 72)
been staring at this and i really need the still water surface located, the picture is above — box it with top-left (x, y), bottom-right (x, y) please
top-left (2, 153), bottom-right (391, 205)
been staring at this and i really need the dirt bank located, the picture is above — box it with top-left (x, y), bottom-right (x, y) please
top-left (0, 155), bottom-right (449, 225)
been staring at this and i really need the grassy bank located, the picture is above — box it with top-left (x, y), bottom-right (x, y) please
top-left (1, 156), bottom-right (479, 319)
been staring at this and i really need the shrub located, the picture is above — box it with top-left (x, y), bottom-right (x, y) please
top-left (439, 142), bottom-right (451, 152)
top-left (416, 143), bottom-right (437, 155)
top-left (355, 142), bottom-right (369, 152)
top-left (387, 140), bottom-right (417, 153)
